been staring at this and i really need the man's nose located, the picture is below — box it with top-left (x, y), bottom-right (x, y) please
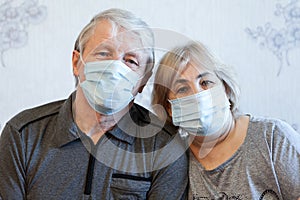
top-left (112, 51), bottom-right (124, 61)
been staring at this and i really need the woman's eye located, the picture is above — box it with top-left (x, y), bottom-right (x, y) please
top-left (176, 86), bottom-right (189, 94)
top-left (200, 80), bottom-right (214, 88)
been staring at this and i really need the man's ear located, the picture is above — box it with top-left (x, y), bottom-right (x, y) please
top-left (138, 70), bottom-right (153, 93)
top-left (72, 50), bottom-right (81, 76)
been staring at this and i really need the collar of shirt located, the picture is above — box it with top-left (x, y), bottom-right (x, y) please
top-left (54, 92), bottom-right (152, 147)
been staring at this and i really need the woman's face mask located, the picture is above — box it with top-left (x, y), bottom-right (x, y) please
top-left (168, 84), bottom-right (231, 136)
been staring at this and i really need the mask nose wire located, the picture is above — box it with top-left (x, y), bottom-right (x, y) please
top-left (77, 53), bottom-right (145, 87)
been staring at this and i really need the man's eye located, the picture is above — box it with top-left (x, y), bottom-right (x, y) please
top-left (98, 52), bottom-right (110, 57)
top-left (125, 58), bottom-right (139, 66)
top-left (93, 51), bottom-right (111, 58)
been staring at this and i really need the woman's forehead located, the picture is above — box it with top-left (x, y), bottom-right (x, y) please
top-left (178, 61), bottom-right (215, 78)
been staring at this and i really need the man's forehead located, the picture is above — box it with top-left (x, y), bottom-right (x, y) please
top-left (92, 20), bottom-right (141, 42)
top-left (88, 22), bottom-right (145, 51)
top-left (93, 39), bottom-right (145, 52)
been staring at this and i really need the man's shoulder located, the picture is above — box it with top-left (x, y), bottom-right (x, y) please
top-left (8, 99), bottom-right (66, 131)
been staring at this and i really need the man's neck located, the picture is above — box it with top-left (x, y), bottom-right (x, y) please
top-left (73, 88), bottom-right (133, 144)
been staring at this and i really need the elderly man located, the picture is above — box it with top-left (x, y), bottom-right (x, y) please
top-left (0, 8), bottom-right (187, 199)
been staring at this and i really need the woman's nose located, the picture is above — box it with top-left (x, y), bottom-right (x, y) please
top-left (190, 84), bottom-right (204, 94)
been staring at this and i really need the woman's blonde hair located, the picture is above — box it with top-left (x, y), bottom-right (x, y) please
top-left (152, 41), bottom-right (240, 123)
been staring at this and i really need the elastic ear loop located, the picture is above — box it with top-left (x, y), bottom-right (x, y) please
top-left (79, 52), bottom-right (86, 67)
top-left (77, 52), bottom-right (86, 83)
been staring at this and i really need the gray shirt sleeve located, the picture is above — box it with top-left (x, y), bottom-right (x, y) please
top-left (0, 123), bottom-right (26, 199)
top-left (269, 119), bottom-right (300, 199)
top-left (148, 152), bottom-right (188, 200)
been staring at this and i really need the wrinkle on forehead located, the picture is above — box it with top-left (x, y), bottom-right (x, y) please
top-left (89, 20), bottom-right (145, 55)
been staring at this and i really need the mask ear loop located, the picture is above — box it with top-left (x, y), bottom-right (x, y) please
top-left (79, 52), bottom-right (86, 66)
top-left (76, 52), bottom-right (86, 84)
top-left (77, 76), bottom-right (81, 86)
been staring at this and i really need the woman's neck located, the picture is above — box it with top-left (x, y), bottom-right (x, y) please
top-left (189, 113), bottom-right (235, 156)
top-left (190, 115), bottom-right (249, 170)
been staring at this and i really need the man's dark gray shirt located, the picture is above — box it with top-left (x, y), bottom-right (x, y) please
top-left (0, 93), bottom-right (188, 200)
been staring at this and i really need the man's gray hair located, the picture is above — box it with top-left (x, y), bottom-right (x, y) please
top-left (74, 8), bottom-right (154, 63)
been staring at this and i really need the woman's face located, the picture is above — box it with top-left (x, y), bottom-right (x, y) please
top-left (168, 61), bottom-right (222, 101)
top-left (165, 59), bottom-right (233, 141)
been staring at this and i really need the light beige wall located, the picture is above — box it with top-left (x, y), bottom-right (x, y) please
top-left (0, 0), bottom-right (299, 132)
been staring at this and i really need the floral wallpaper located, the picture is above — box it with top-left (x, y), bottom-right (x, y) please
top-left (245, 0), bottom-right (300, 76)
top-left (0, 0), bottom-right (298, 134)
top-left (245, 0), bottom-right (299, 132)
top-left (0, 0), bottom-right (47, 67)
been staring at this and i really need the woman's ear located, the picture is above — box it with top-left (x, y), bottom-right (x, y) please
top-left (152, 101), bottom-right (171, 122)
top-left (72, 50), bottom-right (81, 76)
top-left (222, 81), bottom-right (231, 99)
top-left (166, 102), bottom-right (172, 117)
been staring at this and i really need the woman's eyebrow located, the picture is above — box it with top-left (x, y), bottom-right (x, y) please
top-left (196, 72), bottom-right (211, 79)
top-left (174, 78), bottom-right (188, 84)
top-left (174, 72), bottom-right (211, 84)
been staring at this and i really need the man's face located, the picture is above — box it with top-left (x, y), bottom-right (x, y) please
top-left (74, 19), bottom-right (150, 95)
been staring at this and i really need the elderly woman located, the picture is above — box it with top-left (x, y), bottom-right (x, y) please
top-left (152, 41), bottom-right (300, 199)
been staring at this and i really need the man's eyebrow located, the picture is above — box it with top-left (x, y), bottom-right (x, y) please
top-left (125, 49), bottom-right (146, 59)
top-left (125, 51), bottom-right (139, 57)
top-left (92, 43), bottom-right (114, 52)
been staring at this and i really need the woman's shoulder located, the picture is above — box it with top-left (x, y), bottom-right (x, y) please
top-left (248, 115), bottom-right (296, 133)
top-left (247, 114), bottom-right (300, 151)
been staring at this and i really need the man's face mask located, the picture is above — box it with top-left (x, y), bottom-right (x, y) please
top-left (80, 60), bottom-right (140, 115)
top-left (169, 84), bottom-right (231, 136)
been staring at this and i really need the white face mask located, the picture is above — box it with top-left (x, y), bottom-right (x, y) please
top-left (169, 84), bottom-right (231, 136)
top-left (80, 60), bottom-right (140, 115)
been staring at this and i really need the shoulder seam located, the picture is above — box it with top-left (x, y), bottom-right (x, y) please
top-left (7, 100), bottom-right (65, 131)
